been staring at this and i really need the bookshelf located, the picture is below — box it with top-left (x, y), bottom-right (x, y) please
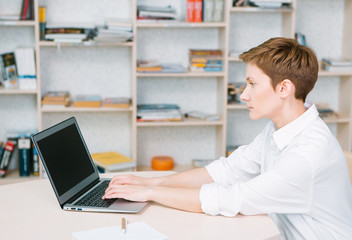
top-left (1, 0), bottom-right (352, 184)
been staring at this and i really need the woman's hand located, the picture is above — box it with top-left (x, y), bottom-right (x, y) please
top-left (108, 174), bottom-right (152, 186)
top-left (103, 184), bottom-right (152, 202)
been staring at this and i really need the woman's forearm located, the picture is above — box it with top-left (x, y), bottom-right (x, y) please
top-left (151, 167), bottom-right (213, 188)
top-left (148, 186), bottom-right (203, 213)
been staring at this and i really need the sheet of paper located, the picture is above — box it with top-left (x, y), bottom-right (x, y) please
top-left (72, 221), bottom-right (167, 240)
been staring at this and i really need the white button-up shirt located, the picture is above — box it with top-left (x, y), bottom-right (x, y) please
top-left (200, 103), bottom-right (352, 239)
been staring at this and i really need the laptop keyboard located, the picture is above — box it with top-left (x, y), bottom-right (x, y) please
top-left (75, 180), bottom-right (115, 208)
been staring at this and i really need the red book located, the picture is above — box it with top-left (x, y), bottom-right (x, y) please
top-left (22, 0), bottom-right (30, 20)
top-left (194, 0), bottom-right (203, 22)
top-left (187, 0), bottom-right (195, 22)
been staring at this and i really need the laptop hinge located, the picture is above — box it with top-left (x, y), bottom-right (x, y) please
top-left (65, 179), bottom-right (101, 205)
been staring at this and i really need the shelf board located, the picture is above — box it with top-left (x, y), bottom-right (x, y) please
top-left (137, 118), bottom-right (224, 127)
top-left (41, 106), bottom-right (133, 113)
top-left (136, 21), bottom-right (226, 28)
top-left (227, 103), bottom-right (247, 110)
top-left (230, 6), bottom-right (293, 13)
top-left (136, 71), bottom-right (225, 77)
top-left (0, 88), bottom-right (38, 95)
top-left (39, 41), bottom-right (134, 47)
top-left (318, 70), bottom-right (352, 77)
top-left (0, 20), bottom-right (35, 26)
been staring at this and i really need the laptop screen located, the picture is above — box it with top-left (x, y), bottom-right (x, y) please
top-left (32, 117), bottom-right (99, 205)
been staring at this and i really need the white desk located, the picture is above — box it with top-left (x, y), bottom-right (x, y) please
top-left (0, 172), bottom-right (279, 240)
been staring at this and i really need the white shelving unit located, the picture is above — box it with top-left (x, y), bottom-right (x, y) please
top-left (1, 0), bottom-right (351, 183)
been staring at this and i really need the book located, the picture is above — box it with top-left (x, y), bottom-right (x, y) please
top-left (321, 58), bottom-right (352, 67)
top-left (19, 0), bottom-right (34, 20)
top-left (203, 0), bottom-right (215, 22)
top-left (43, 91), bottom-right (70, 101)
top-left (321, 60), bottom-right (352, 72)
top-left (102, 97), bottom-right (131, 108)
top-left (137, 66), bottom-right (162, 72)
top-left (187, 0), bottom-right (195, 22)
top-left (213, 0), bottom-right (224, 22)
top-left (160, 63), bottom-right (187, 73)
top-left (32, 144), bottom-right (39, 176)
top-left (137, 104), bottom-right (182, 122)
top-left (73, 95), bottom-right (101, 108)
top-left (137, 104), bottom-right (180, 110)
top-left (0, 140), bottom-right (16, 177)
top-left (137, 59), bottom-right (162, 72)
top-left (194, 0), bottom-right (203, 22)
top-left (42, 91), bottom-right (70, 107)
top-left (0, 52), bottom-right (18, 89)
top-left (0, 142), bottom-right (4, 165)
top-left (184, 111), bottom-right (220, 121)
top-left (90, 151), bottom-right (135, 172)
top-left (14, 47), bottom-right (37, 90)
top-left (39, 6), bottom-right (46, 40)
top-left (18, 137), bottom-right (31, 177)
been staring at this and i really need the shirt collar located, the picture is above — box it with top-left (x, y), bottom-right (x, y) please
top-left (272, 102), bottom-right (319, 150)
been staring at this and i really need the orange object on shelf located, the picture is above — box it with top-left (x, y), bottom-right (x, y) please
top-left (151, 156), bottom-right (174, 170)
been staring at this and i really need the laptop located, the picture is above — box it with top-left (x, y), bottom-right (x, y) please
top-left (31, 117), bottom-right (148, 213)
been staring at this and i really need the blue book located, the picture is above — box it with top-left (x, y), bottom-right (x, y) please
top-left (18, 138), bottom-right (31, 177)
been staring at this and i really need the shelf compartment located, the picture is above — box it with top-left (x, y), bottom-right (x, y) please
top-left (136, 118), bottom-right (224, 127)
top-left (0, 20), bottom-right (35, 26)
top-left (136, 22), bottom-right (226, 28)
top-left (136, 72), bottom-right (225, 77)
top-left (39, 41), bottom-right (134, 47)
top-left (230, 7), bottom-right (294, 13)
top-left (41, 106), bottom-right (133, 113)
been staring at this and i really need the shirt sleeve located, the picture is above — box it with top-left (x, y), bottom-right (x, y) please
top-left (200, 149), bottom-right (314, 217)
top-left (205, 125), bottom-right (269, 186)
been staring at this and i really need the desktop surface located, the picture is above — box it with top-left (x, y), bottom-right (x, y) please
top-left (0, 171), bottom-right (279, 240)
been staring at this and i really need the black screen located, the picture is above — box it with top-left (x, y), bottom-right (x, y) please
top-left (37, 123), bottom-right (96, 196)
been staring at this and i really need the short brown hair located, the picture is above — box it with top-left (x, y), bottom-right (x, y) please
top-left (239, 37), bottom-right (318, 102)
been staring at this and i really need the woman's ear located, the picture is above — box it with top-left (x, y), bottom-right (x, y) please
top-left (276, 79), bottom-right (294, 99)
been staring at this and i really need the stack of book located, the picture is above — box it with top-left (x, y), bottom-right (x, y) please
top-left (137, 104), bottom-right (183, 122)
top-left (184, 111), bottom-right (220, 121)
top-left (73, 95), bottom-right (101, 108)
top-left (189, 49), bottom-right (223, 72)
top-left (102, 97), bottom-right (131, 108)
top-left (41, 91), bottom-right (70, 108)
top-left (91, 151), bottom-right (135, 172)
top-left (321, 58), bottom-right (352, 72)
top-left (137, 60), bottom-right (162, 72)
top-left (137, 5), bottom-right (177, 22)
top-left (249, 0), bottom-right (292, 8)
top-left (44, 23), bottom-right (95, 43)
top-left (0, 131), bottom-right (39, 178)
top-left (137, 60), bottom-right (187, 73)
top-left (94, 18), bottom-right (133, 43)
